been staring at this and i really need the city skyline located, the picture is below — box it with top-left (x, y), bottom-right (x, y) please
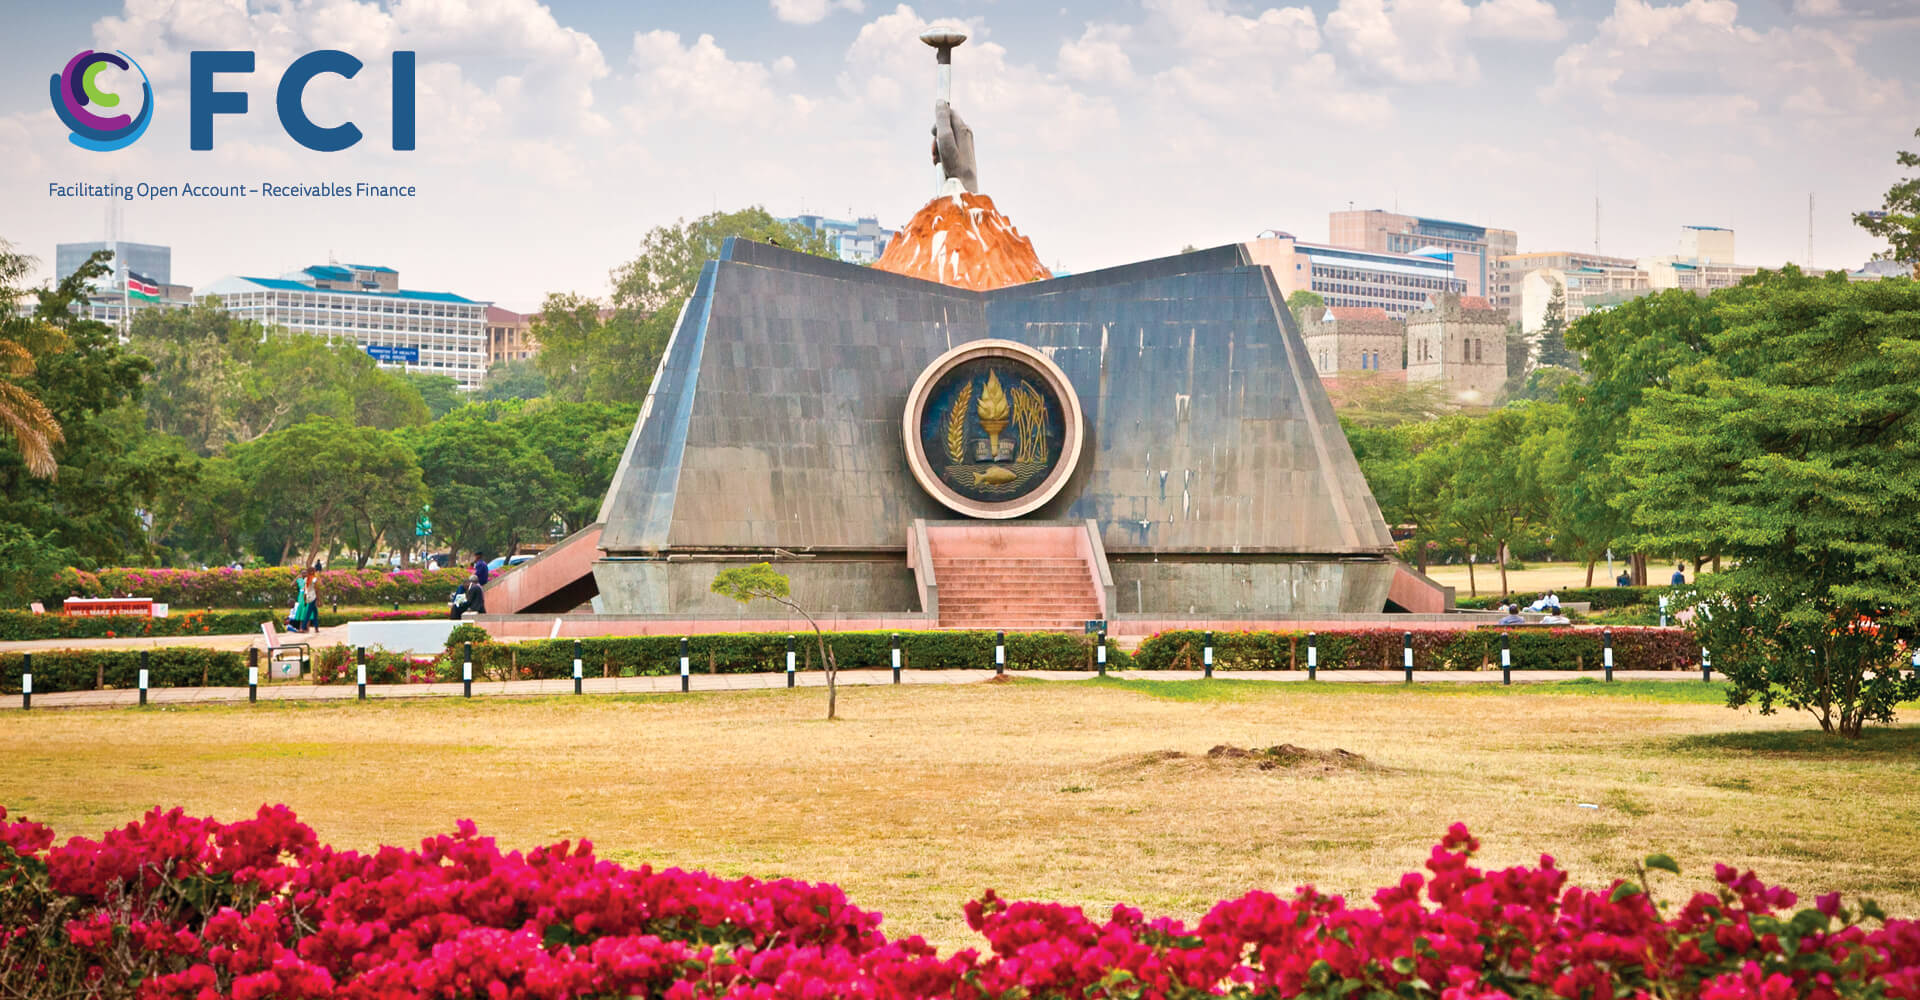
top-left (3, 0), bottom-right (1916, 312)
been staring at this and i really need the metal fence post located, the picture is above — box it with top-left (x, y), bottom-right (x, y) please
top-left (462, 642), bottom-right (473, 698)
top-left (1403, 631), bottom-right (1413, 683)
top-left (357, 646), bottom-right (368, 700)
top-left (891, 632), bottom-right (901, 685)
top-left (139, 650), bottom-right (149, 707)
top-left (786, 635), bottom-right (796, 688)
top-left (1203, 631), bottom-right (1214, 679)
top-left (680, 636), bottom-right (690, 692)
top-left (1096, 631), bottom-right (1107, 677)
top-left (1307, 632), bottom-right (1317, 681)
top-left (1603, 629), bottom-right (1614, 683)
top-left (1702, 646), bottom-right (1711, 683)
top-left (20, 654), bottom-right (30, 711)
top-left (573, 639), bottom-right (583, 695)
top-left (995, 631), bottom-right (1005, 676)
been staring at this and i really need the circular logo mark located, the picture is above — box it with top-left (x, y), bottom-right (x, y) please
top-left (50, 50), bottom-right (153, 152)
top-left (903, 339), bottom-right (1083, 519)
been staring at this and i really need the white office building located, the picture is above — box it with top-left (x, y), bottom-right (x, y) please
top-left (197, 264), bottom-right (489, 389)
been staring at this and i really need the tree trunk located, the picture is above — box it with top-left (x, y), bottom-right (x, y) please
top-left (280, 533), bottom-right (295, 566)
top-left (1467, 557), bottom-right (1477, 597)
top-left (1498, 549), bottom-right (1509, 598)
top-left (1584, 560), bottom-right (1595, 587)
top-left (813, 628), bottom-right (837, 721)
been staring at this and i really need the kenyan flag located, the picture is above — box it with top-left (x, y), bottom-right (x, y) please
top-left (127, 271), bottom-right (160, 302)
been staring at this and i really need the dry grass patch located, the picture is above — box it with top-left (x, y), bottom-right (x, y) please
top-left (0, 679), bottom-right (1915, 949)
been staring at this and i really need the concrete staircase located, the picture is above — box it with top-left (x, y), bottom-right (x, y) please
top-left (913, 520), bottom-right (1113, 631)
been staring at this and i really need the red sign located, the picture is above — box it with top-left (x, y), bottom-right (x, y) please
top-left (63, 598), bottom-right (155, 617)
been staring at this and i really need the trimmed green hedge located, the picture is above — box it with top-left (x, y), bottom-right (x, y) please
top-left (301, 630), bottom-right (1137, 684)
top-left (1454, 585), bottom-right (1669, 612)
top-left (0, 649), bottom-right (247, 694)
top-left (1131, 627), bottom-right (1697, 672)
top-left (40, 566), bottom-right (468, 609)
top-left (0, 609), bottom-right (439, 641)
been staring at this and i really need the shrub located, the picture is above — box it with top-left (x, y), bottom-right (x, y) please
top-left (0, 807), bottom-right (1912, 999)
top-left (32, 566), bottom-right (468, 609)
top-left (0, 608), bottom-right (440, 642)
top-left (0, 649), bottom-right (245, 694)
top-left (1131, 626), bottom-right (1696, 672)
top-left (1457, 584), bottom-right (1666, 611)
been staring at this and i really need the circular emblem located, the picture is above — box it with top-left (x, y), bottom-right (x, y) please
top-left (903, 340), bottom-right (1083, 519)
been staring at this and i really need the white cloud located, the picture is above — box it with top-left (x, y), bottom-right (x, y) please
top-left (770, 0), bottom-right (865, 25)
top-left (1546, 0), bottom-right (1908, 129)
top-left (1325, 0), bottom-right (1564, 84)
top-left (1058, 23), bottom-right (1134, 86)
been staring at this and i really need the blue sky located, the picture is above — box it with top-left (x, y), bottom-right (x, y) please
top-left (3, 0), bottom-right (1915, 310)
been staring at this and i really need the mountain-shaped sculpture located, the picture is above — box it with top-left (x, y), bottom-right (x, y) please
top-left (591, 240), bottom-right (1401, 619)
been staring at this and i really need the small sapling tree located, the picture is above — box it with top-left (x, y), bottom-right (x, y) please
top-left (710, 562), bottom-right (840, 719)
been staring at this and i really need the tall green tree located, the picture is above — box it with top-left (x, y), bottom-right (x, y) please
top-left (1614, 268), bottom-right (1920, 736)
top-left (501, 400), bottom-right (632, 534)
top-left (130, 306), bottom-right (430, 454)
top-left (0, 250), bottom-right (176, 586)
top-left (1853, 126), bottom-right (1919, 276)
top-left (402, 372), bottom-right (463, 419)
top-left (1563, 288), bottom-right (1721, 584)
top-left (534, 208), bottom-right (834, 404)
top-left (232, 418), bottom-right (425, 566)
top-left (410, 411), bottom-right (563, 561)
top-left (1535, 279), bottom-right (1578, 370)
top-left (1435, 405), bottom-right (1553, 597)
top-left (1286, 289), bottom-right (1325, 328)
top-left (478, 359), bottom-right (548, 402)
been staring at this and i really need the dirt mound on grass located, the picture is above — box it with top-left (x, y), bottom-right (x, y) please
top-left (1103, 744), bottom-right (1382, 776)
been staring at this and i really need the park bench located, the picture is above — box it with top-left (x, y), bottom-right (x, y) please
top-left (259, 622), bottom-right (310, 680)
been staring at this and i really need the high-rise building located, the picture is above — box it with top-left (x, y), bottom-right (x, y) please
top-left (1517, 264), bottom-right (1652, 334)
top-left (197, 263), bottom-right (490, 389)
top-left (56, 240), bottom-right (171, 289)
top-left (1248, 233), bottom-right (1468, 318)
top-left (1327, 210), bottom-right (1516, 298)
top-left (780, 214), bottom-right (898, 264)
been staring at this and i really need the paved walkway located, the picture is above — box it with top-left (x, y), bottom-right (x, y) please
top-left (6, 668), bottom-right (1706, 711)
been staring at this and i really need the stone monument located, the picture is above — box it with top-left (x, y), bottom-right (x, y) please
top-left (503, 23), bottom-right (1418, 629)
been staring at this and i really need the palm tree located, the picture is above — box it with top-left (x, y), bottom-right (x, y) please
top-left (0, 239), bottom-right (65, 478)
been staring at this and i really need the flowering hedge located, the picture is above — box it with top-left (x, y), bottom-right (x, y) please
top-left (0, 808), bottom-right (1912, 999)
top-left (40, 567), bottom-right (468, 610)
top-left (0, 609), bottom-right (439, 642)
top-left (1132, 627), bottom-right (1699, 672)
top-left (1455, 585), bottom-right (1667, 611)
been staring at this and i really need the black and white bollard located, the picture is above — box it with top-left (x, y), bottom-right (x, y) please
top-left (1096, 631), bottom-right (1108, 677)
top-left (357, 646), bottom-right (368, 700)
top-left (786, 635), bottom-right (796, 688)
top-left (995, 631), bottom-right (1005, 677)
top-left (248, 663), bottom-right (258, 703)
top-left (679, 636), bottom-right (690, 692)
top-left (891, 633), bottom-right (902, 685)
top-left (462, 642), bottom-right (473, 698)
top-left (1203, 631), bottom-right (1214, 679)
top-left (1403, 631), bottom-right (1413, 683)
top-left (1603, 629), bottom-right (1614, 683)
top-left (1701, 646), bottom-right (1712, 683)
top-left (139, 650), bottom-right (150, 707)
top-left (21, 654), bottom-right (30, 711)
top-left (1307, 632), bottom-right (1317, 681)
top-left (573, 640), bottom-right (583, 695)
top-left (1501, 632), bottom-right (1512, 685)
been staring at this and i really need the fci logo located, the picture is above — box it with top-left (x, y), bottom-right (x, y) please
top-left (51, 49), bottom-right (417, 152)
top-left (50, 50), bottom-right (153, 151)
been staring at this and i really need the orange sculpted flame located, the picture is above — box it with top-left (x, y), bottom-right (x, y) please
top-left (875, 191), bottom-right (1051, 291)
